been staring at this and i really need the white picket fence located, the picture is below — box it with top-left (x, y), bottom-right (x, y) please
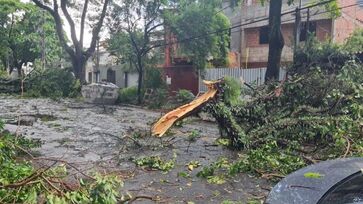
top-left (199, 67), bottom-right (287, 92)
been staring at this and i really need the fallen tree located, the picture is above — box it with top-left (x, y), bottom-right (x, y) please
top-left (207, 40), bottom-right (363, 177)
top-left (153, 38), bottom-right (363, 178)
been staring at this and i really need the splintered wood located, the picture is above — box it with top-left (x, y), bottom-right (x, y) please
top-left (152, 80), bottom-right (219, 137)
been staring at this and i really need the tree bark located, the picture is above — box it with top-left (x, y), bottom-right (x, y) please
top-left (265, 0), bottom-right (285, 82)
top-left (16, 63), bottom-right (22, 78)
top-left (136, 56), bottom-right (143, 105)
top-left (80, 0), bottom-right (89, 48)
top-left (71, 56), bottom-right (86, 82)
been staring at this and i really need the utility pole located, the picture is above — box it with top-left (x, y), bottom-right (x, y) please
top-left (293, 0), bottom-right (302, 61)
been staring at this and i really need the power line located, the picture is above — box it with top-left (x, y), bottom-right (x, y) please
top-left (229, 0), bottom-right (331, 28)
top-left (108, 0), bottom-right (347, 52)
top-left (149, 0), bottom-right (337, 49)
top-left (283, 3), bottom-right (359, 24)
top-left (228, 2), bottom-right (359, 35)
top-left (170, 1), bottom-right (359, 48)
top-left (231, 4), bottom-right (359, 33)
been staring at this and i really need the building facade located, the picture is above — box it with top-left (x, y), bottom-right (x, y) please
top-left (85, 45), bottom-right (138, 88)
top-left (225, 0), bottom-right (363, 68)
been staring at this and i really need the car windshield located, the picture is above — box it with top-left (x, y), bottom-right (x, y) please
top-left (319, 172), bottom-right (363, 204)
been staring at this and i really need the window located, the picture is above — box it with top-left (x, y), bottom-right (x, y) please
top-left (300, 22), bottom-right (317, 41)
top-left (88, 72), bottom-right (92, 83)
top-left (95, 71), bottom-right (100, 83)
top-left (107, 68), bottom-right (116, 84)
top-left (259, 26), bottom-right (269, 44)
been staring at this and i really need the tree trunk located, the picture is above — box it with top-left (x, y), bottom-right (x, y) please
top-left (137, 70), bottom-right (143, 105)
top-left (71, 57), bottom-right (86, 83)
top-left (17, 66), bottom-right (22, 78)
top-left (16, 62), bottom-right (23, 78)
top-left (137, 57), bottom-right (143, 105)
top-left (8, 67), bottom-right (14, 75)
top-left (265, 0), bottom-right (285, 82)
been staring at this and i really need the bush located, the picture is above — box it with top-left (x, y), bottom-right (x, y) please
top-left (142, 67), bottom-right (169, 108)
top-left (118, 86), bottom-right (138, 104)
top-left (0, 69), bottom-right (8, 79)
top-left (147, 88), bottom-right (168, 109)
top-left (144, 67), bottom-right (166, 90)
top-left (176, 89), bottom-right (195, 104)
top-left (26, 68), bottom-right (80, 99)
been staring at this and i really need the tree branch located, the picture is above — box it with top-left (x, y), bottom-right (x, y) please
top-left (146, 23), bottom-right (163, 35)
top-left (31, 0), bottom-right (56, 16)
top-left (8, 14), bottom-right (15, 38)
top-left (128, 31), bottom-right (141, 57)
top-left (140, 22), bottom-right (163, 55)
top-left (80, 0), bottom-right (89, 49)
top-left (31, 0), bottom-right (75, 57)
top-left (60, 0), bottom-right (81, 53)
top-left (142, 43), bottom-right (162, 56)
top-left (86, 0), bottom-right (110, 58)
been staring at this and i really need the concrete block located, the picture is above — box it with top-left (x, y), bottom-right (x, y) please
top-left (81, 82), bottom-right (119, 105)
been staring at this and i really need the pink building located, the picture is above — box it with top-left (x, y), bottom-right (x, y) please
top-left (224, 0), bottom-right (363, 68)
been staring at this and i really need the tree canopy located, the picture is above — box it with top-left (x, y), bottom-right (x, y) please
top-left (31, 0), bottom-right (110, 82)
top-left (108, 0), bottom-right (166, 104)
top-left (108, 0), bottom-right (238, 103)
top-left (164, 1), bottom-right (232, 69)
top-left (0, 0), bottom-right (62, 75)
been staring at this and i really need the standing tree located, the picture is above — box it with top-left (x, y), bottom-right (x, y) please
top-left (0, 0), bottom-right (62, 75)
top-left (31, 0), bottom-right (110, 82)
top-left (108, 0), bottom-right (240, 104)
top-left (164, 0), bottom-right (233, 69)
top-left (108, 0), bottom-right (166, 104)
top-left (0, 0), bottom-right (25, 72)
top-left (263, 0), bottom-right (339, 81)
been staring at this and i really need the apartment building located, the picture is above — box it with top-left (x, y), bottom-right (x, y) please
top-left (223, 0), bottom-right (363, 68)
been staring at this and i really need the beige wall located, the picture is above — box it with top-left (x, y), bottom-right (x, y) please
top-left (85, 52), bottom-right (139, 88)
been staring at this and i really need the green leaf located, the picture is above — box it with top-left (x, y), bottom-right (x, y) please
top-left (304, 172), bottom-right (324, 179)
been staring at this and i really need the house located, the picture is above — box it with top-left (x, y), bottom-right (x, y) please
top-left (85, 43), bottom-right (138, 88)
top-left (223, 0), bottom-right (363, 68)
